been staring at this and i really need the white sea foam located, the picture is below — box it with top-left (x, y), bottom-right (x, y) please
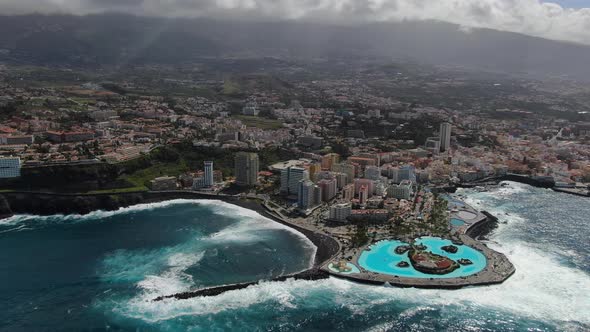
top-left (0, 199), bottom-right (203, 225)
top-left (111, 189), bottom-right (590, 328)
top-left (117, 278), bottom-right (326, 323)
top-left (137, 251), bottom-right (206, 297)
top-left (115, 240), bottom-right (590, 327)
top-left (0, 199), bottom-right (318, 264)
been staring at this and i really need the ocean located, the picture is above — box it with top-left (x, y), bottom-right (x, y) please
top-left (0, 182), bottom-right (588, 331)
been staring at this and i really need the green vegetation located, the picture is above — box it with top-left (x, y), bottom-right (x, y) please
top-left (222, 80), bottom-right (242, 95)
top-left (426, 196), bottom-right (450, 235)
top-left (233, 115), bottom-right (284, 130)
top-left (121, 161), bottom-right (189, 189)
top-left (351, 224), bottom-right (370, 247)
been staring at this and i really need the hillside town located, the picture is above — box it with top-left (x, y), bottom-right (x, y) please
top-left (1, 64), bottom-right (589, 213)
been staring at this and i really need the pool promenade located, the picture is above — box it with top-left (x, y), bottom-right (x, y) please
top-left (320, 198), bottom-right (515, 289)
top-left (322, 233), bottom-right (514, 288)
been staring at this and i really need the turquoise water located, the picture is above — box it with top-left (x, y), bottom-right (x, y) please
top-left (357, 237), bottom-right (487, 278)
top-left (328, 262), bottom-right (361, 275)
top-left (451, 218), bottom-right (466, 226)
top-left (0, 184), bottom-right (589, 331)
top-left (442, 195), bottom-right (465, 207)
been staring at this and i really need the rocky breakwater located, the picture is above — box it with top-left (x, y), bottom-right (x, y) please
top-left (153, 269), bottom-right (331, 301)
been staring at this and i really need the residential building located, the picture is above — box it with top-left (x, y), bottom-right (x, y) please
top-left (342, 184), bottom-right (355, 201)
top-left (349, 209), bottom-right (390, 223)
top-left (359, 185), bottom-right (369, 205)
top-left (321, 153), bottom-right (340, 171)
top-left (347, 156), bottom-right (377, 170)
top-left (45, 130), bottom-right (94, 143)
top-left (298, 180), bottom-right (322, 210)
top-left (334, 172), bottom-right (348, 189)
top-left (364, 165), bottom-right (381, 180)
top-left (0, 135), bottom-right (34, 145)
top-left (318, 178), bottom-right (338, 202)
top-left (354, 178), bottom-right (375, 195)
top-left (329, 203), bottom-right (352, 222)
top-left (0, 157), bottom-right (20, 178)
top-left (298, 136), bottom-right (324, 149)
top-left (332, 163), bottom-right (355, 184)
top-left (440, 122), bottom-right (452, 152)
top-left (204, 161), bottom-right (214, 187)
top-left (388, 180), bottom-right (413, 200)
top-left (425, 137), bottom-right (440, 154)
top-left (192, 177), bottom-right (205, 190)
top-left (242, 101), bottom-right (259, 116)
top-left (235, 152), bottom-right (259, 186)
top-left (281, 167), bottom-right (309, 195)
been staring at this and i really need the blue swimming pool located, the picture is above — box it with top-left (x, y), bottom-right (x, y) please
top-left (442, 195), bottom-right (465, 208)
top-left (357, 237), bottom-right (487, 278)
top-left (328, 262), bottom-right (361, 275)
top-left (451, 218), bottom-right (466, 227)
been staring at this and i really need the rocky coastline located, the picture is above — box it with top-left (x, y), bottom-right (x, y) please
top-left (0, 190), bottom-right (340, 267)
top-left (0, 190), bottom-right (513, 300)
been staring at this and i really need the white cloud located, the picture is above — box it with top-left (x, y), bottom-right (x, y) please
top-left (1, 0), bottom-right (589, 45)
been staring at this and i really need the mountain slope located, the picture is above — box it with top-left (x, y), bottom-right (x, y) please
top-left (0, 14), bottom-right (589, 79)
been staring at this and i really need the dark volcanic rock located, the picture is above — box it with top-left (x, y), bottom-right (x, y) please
top-left (153, 269), bottom-right (330, 301)
top-left (0, 195), bottom-right (12, 218)
top-left (441, 245), bottom-right (459, 254)
top-left (458, 258), bottom-right (473, 265)
top-left (395, 245), bottom-right (411, 255)
top-left (396, 261), bottom-right (410, 268)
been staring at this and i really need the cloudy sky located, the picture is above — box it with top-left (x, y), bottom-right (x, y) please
top-left (1, 0), bottom-right (589, 45)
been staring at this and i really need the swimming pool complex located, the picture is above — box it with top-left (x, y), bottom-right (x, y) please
top-left (451, 218), bottom-right (466, 227)
top-left (357, 237), bottom-right (487, 278)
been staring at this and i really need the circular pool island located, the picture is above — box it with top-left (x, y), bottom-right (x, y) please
top-left (357, 237), bottom-right (487, 279)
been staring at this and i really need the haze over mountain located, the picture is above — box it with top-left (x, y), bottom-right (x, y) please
top-left (1, 14), bottom-right (590, 80)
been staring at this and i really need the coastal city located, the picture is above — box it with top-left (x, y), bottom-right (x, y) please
top-left (0, 60), bottom-right (588, 287)
top-left (0, 3), bottom-right (589, 331)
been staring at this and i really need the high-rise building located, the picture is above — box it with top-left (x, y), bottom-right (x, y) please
top-left (332, 163), bottom-right (355, 184)
top-left (359, 185), bottom-right (369, 205)
top-left (334, 172), bottom-right (348, 189)
top-left (307, 163), bottom-right (322, 181)
top-left (342, 184), bottom-right (355, 201)
top-left (204, 161), bottom-right (214, 187)
top-left (297, 180), bottom-right (322, 210)
top-left (387, 180), bottom-right (413, 200)
top-left (354, 178), bottom-right (375, 195)
top-left (364, 165), bottom-right (381, 181)
top-left (321, 153), bottom-right (340, 171)
top-left (281, 167), bottom-right (309, 195)
top-left (235, 152), bottom-right (259, 186)
top-left (425, 137), bottom-right (441, 154)
top-left (389, 165), bottom-right (417, 184)
top-left (0, 157), bottom-right (20, 178)
top-left (329, 203), bottom-right (352, 222)
top-left (318, 178), bottom-right (338, 202)
top-left (439, 122), bottom-right (452, 153)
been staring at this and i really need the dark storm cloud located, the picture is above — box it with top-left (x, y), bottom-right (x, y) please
top-left (0, 0), bottom-right (588, 45)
